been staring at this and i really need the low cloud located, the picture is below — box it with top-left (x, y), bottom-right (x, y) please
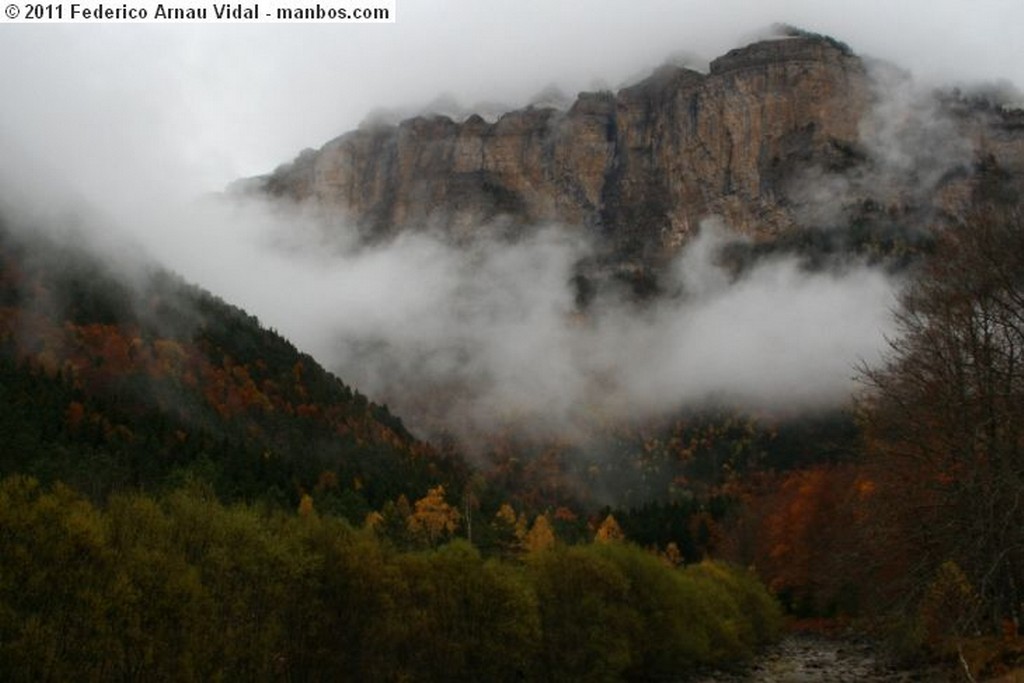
top-left (150, 196), bottom-right (897, 446)
top-left (3, 15), bottom-right (1006, 452)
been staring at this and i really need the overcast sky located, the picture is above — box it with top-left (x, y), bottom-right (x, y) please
top-left (2, 1), bottom-right (1019, 434)
top-left (1, 0), bottom-right (1022, 204)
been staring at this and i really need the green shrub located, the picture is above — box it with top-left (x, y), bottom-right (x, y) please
top-left (0, 477), bottom-right (783, 681)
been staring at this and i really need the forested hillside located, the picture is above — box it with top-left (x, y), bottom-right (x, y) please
top-left (0, 218), bottom-right (467, 514)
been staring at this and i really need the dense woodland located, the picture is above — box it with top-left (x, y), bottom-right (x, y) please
top-left (1, 188), bottom-right (1024, 679)
top-left (0, 475), bottom-right (783, 681)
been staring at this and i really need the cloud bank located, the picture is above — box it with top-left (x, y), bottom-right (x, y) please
top-left (136, 195), bottom-right (898, 445)
top-left (2, 5), bottom-right (1015, 447)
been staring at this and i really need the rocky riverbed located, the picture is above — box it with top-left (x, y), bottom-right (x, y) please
top-left (691, 634), bottom-right (956, 682)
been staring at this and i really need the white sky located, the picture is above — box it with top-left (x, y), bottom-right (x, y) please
top-left (1, 0), bottom-right (1022, 203)
top-left (2, 0), bottom-right (1016, 429)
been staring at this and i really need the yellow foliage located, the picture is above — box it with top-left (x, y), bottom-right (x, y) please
top-left (495, 502), bottom-right (528, 541)
top-left (364, 510), bottom-right (384, 531)
top-left (595, 514), bottom-right (625, 544)
top-left (407, 485), bottom-right (460, 544)
top-left (495, 502), bottom-right (518, 527)
top-left (523, 515), bottom-right (556, 553)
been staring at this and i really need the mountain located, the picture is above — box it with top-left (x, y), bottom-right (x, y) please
top-left (2, 28), bottom-right (1022, 675)
top-left (0, 216), bottom-right (468, 513)
top-left (233, 27), bottom-right (1024, 511)
top-left (251, 28), bottom-right (1024, 273)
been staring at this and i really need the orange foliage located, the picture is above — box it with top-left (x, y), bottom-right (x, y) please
top-left (724, 464), bottom-right (875, 615)
top-left (523, 514), bottom-right (557, 553)
top-left (553, 506), bottom-right (577, 522)
top-left (201, 359), bottom-right (273, 418)
top-left (407, 486), bottom-right (460, 545)
top-left (594, 514), bottom-right (625, 544)
top-left (68, 324), bottom-right (138, 383)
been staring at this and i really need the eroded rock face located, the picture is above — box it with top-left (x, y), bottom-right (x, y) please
top-left (254, 34), bottom-right (1024, 263)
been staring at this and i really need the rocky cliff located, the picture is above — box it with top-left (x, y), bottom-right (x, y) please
top-left (254, 30), bottom-right (1024, 268)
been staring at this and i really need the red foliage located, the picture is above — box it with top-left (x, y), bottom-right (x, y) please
top-left (723, 464), bottom-right (876, 615)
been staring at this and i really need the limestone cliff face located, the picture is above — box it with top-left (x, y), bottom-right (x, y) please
top-left (256, 34), bottom-right (1024, 261)
top-left (608, 37), bottom-right (869, 253)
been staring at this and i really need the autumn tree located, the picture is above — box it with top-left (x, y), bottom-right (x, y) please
top-left (297, 493), bottom-right (315, 518)
top-left (595, 513), bottom-right (625, 544)
top-left (407, 485), bottom-right (461, 546)
top-left (860, 204), bottom-right (1024, 631)
top-left (732, 465), bottom-right (869, 616)
top-left (523, 514), bottom-right (557, 553)
top-left (489, 503), bottom-right (529, 557)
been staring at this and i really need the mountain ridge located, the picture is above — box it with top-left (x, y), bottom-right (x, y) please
top-left (249, 30), bottom-right (1024, 286)
top-left (254, 34), bottom-right (865, 252)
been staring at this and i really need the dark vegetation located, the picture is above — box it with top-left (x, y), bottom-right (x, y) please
top-left (717, 203), bottom-right (937, 274)
top-left (856, 202), bottom-right (1024, 671)
top-left (0, 475), bottom-right (782, 682)
top-left (722, 199), bottom-right (1024, 678)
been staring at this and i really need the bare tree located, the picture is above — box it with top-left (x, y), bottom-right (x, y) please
top-left (860, 204), bottom-right (1024, 633)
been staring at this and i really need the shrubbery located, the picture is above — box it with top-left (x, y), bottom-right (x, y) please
top-left (0, 476), bottom-right (781, 682)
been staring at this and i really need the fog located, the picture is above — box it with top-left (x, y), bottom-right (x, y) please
top-left (1, 2), bottom-right (1019, 443)
top-left (2, 2), bottom-right (1022, 192)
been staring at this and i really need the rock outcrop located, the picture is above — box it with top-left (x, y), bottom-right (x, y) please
top-left (254, 31), bottom-right (1024, 266)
